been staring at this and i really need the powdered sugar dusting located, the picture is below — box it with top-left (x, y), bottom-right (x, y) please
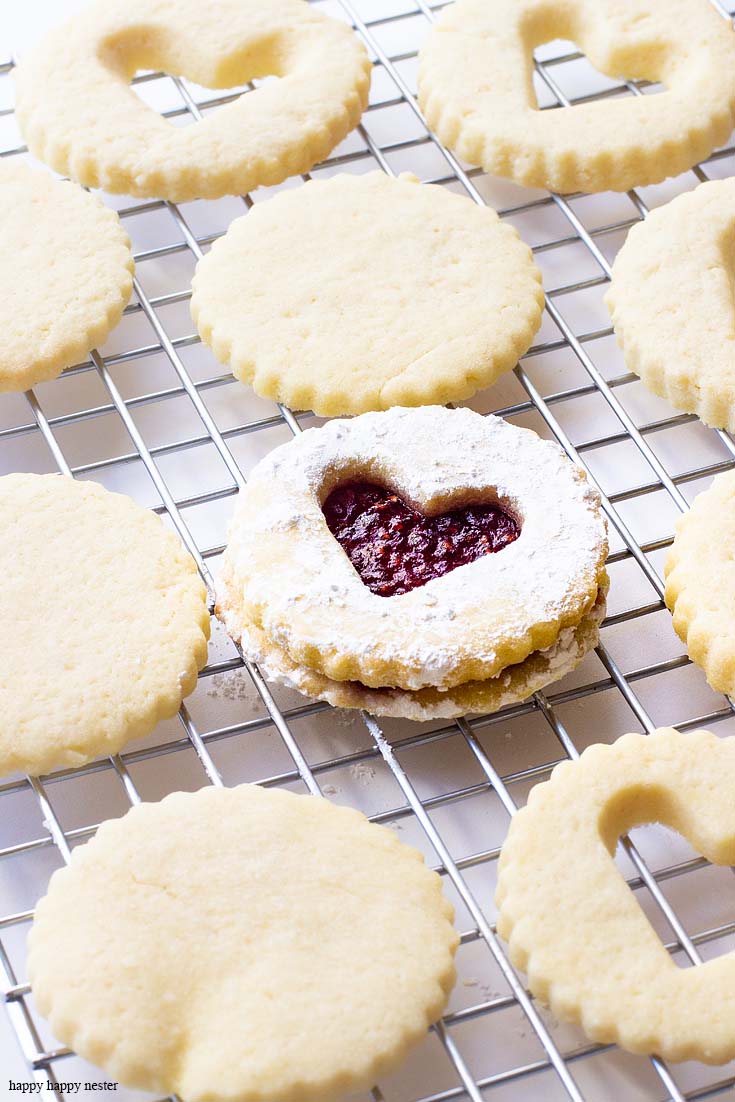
top-left (223, 406), bottom-right (608, 691)
top-left (230, 587), bottom-right (606, 721)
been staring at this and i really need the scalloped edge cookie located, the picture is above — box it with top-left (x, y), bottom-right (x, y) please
top-left (221, 406), bottom-right (608, 692)
top-left (0, 160), bottom-right (133, 393)
top-left (28, 783), bottom-right (458, 1101)
top-left (14, 0), bottom-right (371, 201)
top-left (219, 560), bottom-right (607, 720)
top-left (418, 0), bottom-right (735, 194)
top-left (0, 474), bottom-right (210, 777)
top-left (665, 469), bottom-right (735, 694)
top-left (496, 728), bottom-right (735, 1064)
top-left (607, 178), bottom-right (735, 431)
top-left (191, 172), bottom-right (544, 415)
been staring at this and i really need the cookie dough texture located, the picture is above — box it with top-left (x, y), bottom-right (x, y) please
top-left (14, 0), bottom-right (371, 201)
top-left (607, 178), bottom-right (735, 431)
top-left (665, 470), bottom-right (735, 694)
top-left (191, 172), bottom-right (544, 415)
top-left (418, 0), bottom-right (735, 194)
top-left (28, 783), bottom-right (459, 1102)
top-left (0, 474), bottom-right (209, 777)
top-left (497, 728), bottom-right (735, 1064)
top-left (218, 406), bottom-right (608, 718)
top-left (0, 160), bottom-right (133, 393)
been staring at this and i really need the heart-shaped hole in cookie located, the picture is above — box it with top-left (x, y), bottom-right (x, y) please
top-left (103, 26), bottom-right (286, 128)
top-left (600, 783), bottom-right (735, 971)
top-left (613, 820), bottom-right (734, 970)
top-left (532, 41), bottom-right (666, 111)
top-left (323, 482), bottom-right (520, 597)
top-left (131, 71), bottom-right (277, 127)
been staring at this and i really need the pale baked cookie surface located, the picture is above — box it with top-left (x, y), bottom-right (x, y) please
top-left (418, 0), bottom-right (735, 194)
top-left (607, 178), bottom-right (735, 431)
top-left (665, 470), bottom-right (735, 695)
top-left (218, 407), bottom-right (608, 707)
top-left (0, 160), bottom-right (133, 393)
top-left (0, 474), bottom-right (209, 777)
top-left (191, 172), bottom-right (544, 415)
top-left (28, 783), bottom-right (458, 1102)
top-left (14, 0), bottom-right (371, 201)
top-left (496, 728), bottom-right (735, 1064)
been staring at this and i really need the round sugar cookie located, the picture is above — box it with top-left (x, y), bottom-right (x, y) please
top-left (28, 783), bottom-right (459, 1102)
top-left (14, 0), bottom-right (371, 202)
top-left (0, 160), bottom-right (133, 393)
top-left (219, 561), bottom-right (607, 720)
top-left (496, 728), bottom-right (735, 1064)
top-left (665, 469), bottom-right (735, 695)
top-left (418, 0), bottom-right (735, 194)
top-left (0, 474), bottom-right (210, 777)
top-left (607, 178), bottom-right (735, 431)
top-left (220, 406), bottom-right (608, 693)
top-left (190, 172), bottom-right (544, 415)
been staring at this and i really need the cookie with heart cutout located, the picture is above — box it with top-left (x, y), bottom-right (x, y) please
top-left (496, 728), bottom-right (735, 1065)
top-left (218, 406), bottom-right (608, 712)
top-left (417, 0), bottom-right (735, 194)
top-left (14, 0), bottom-right (371, 201)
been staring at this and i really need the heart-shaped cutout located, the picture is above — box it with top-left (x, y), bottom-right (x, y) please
top-left (418, 0), bottom-right (734, 194)
top-left (323, 482), bottom-right (520, 598)
top-left (531, 42), bottom-right (665, 112)
top-left (224, 406), bottom-right (607, 693)
top-left (496, 728), bottom-right (735, 1065)
top-left (14, 1), bottom-right (370, 203)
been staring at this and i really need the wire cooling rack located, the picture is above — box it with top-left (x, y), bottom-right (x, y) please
top-left (4, 1), bottom-right (735, 1100)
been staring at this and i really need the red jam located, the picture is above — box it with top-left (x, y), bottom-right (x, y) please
top-left (323, 482), bottom-right (519, 597)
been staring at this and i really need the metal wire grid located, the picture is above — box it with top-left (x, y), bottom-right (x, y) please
top-left (2, 1), bottom-right (735, 1100)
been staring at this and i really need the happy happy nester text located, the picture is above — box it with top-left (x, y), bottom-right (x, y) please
top-left (8, 1083), bottom-right (119, 1094)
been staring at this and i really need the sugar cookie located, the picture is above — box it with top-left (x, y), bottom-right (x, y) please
top-left (607, 178), bottom-right (735, 430)
top-left (0, 160), bottom-right (133, 393)
top-left (497, 728), bottom-right (735, 1064)
top-left (191, 172), bottom-right (544, 415)
top-left (418, 0), bottom-right (735, 194)
top-left (218, 407), bottom-right (608, 710)
top-left (14, 0), bottom-right (371, 201)
top-left (665, 469), bottom-right (735, 695)
top-left (28, 783), bottom-right (458, 1101)
top-left (0, 474), bottom-right (209, 777)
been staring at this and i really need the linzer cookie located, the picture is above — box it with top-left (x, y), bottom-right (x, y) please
top-left (191, 172), bottom-right (544, 415)
top-left (218, 406), bottom-right (608, 719)
top-left (14, 0), bottom-right (371, 201)
top-left (28, 783), bottom-right (458, 1101)
top-left (418, 0), bottom-right (735, 194)
top-left (0, 160), bottom-right (133, 393)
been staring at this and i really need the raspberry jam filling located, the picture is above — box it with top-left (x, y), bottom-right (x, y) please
top-left (323, 482), bottom-right (519, 597)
